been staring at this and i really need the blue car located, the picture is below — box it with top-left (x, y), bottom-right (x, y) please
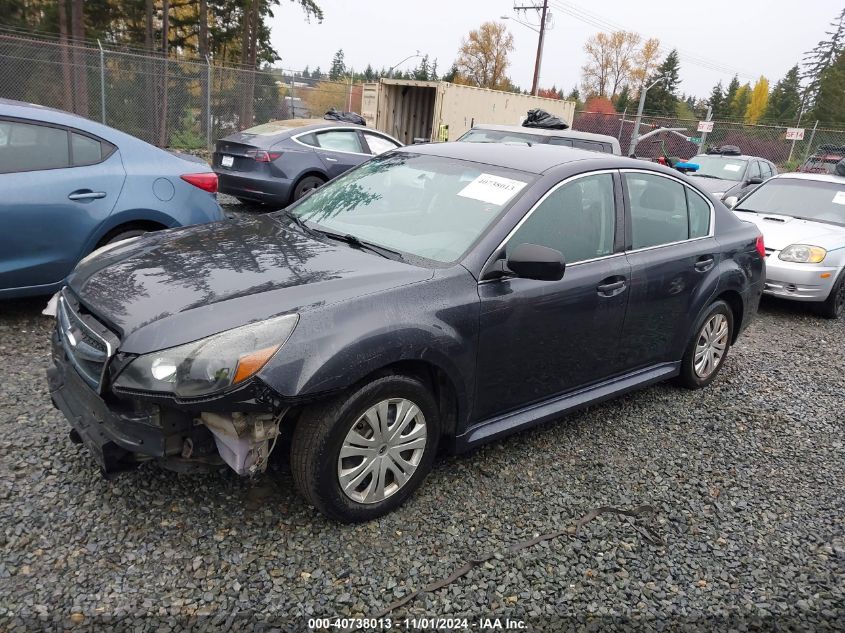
top-left (0, 98), bottom-right (223, 299)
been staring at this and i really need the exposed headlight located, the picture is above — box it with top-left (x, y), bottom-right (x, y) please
top-left (778, 244), bottom-right (827, 264)
top-left (77, 236), bottom-right (142, 267)
top-left (114, 314), bottom-right (298, 397)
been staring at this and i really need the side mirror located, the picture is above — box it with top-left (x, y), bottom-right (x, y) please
top-left (724, 195), bottom-right (739, 209)
top-left (506, 243), bottom-right (565, 281)
top-left (748, 176), bottom-right (764, 185)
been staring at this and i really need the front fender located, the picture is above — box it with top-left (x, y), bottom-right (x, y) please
top-left (258, 269), bottom-right (481, 429)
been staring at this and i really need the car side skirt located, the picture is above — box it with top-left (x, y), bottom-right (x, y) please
top-left (455, 362), bottom-right (680, 452)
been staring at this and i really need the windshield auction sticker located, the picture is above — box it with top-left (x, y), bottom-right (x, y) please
top-left (832, 191), bottom-right (845, 205)
top-left (458, 173), bottom-right (527, 206)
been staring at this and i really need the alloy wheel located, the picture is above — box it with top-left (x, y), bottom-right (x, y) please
top-left (835, 280), bottom-right (845, 317)
top-left (337, 398), bottom-right (427, 504)
top-left (694, 313), bottom-right (729, 379)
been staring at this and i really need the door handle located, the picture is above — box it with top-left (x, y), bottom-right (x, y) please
top-left (694, 256), bottom-right (715, 272)
top-left (324, 157), bottom-right (338, 162)
top-left (597, 278), bottom-right (627, 297)
top-left (68, 190), bottom-right (106, 201)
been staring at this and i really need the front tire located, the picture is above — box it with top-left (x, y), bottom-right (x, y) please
top-left (290, 374), bottom-right (440, 522)
top-left (677, 300), bottom-right (734, 389)
top-left (816, 271), bottom-right (845, 319)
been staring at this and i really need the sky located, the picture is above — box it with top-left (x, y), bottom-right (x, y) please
top-left (269, 0), bottom-right (843, 99)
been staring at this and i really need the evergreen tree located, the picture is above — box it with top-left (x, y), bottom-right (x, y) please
top-left (614, 84), bottom-right (631, 112)
top-left (442, 63), bottom-right (460, 83)
top-left (642, 49), bottom-right (680, 116)
top-left (328, 49), bottom-right (346, 81)
top-left (813, 50), bottom-right (845, 123)
top-left (302, 65), bottom-right (311, 79)
top-left (413, 54), bottom-right (431, 80)
top-left (707, 81), bottom-right (725, 118)
top-left (723, 76), bottom-right (740, 117)
top-left (729, 83), bottom-right (751, 120)
top-left (801, 8), bottom-right (845, 109)
top-left (363, 64), bottom-right (376, 81)
top-left (765, 65), bottom-right (802, 123)
top-left (313, 66), bottom-right (322, 79)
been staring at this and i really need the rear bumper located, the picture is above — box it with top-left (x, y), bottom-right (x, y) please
top-left (215, 170), bottom-right (293, 205)
top-left (48, 331), bottom-right (188, 473)
top-left (763, 257), bottom-right (838, 302)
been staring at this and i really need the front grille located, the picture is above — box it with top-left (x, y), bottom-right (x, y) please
top-left (56, 288), bottom-right (120, 392)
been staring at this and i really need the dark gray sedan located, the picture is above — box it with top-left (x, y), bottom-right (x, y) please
top-left (213, 119), bottom-right (402, 206)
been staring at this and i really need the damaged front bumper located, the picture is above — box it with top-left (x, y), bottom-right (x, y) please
top-left (48, 329), bottom-right (283, 476)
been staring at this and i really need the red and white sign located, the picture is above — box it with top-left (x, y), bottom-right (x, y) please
top-left (786, 127), bottom-right (805, 140)
top-left (697, 120), bottom-right (714, 133)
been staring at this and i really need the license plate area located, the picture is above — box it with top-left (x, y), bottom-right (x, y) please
top-left (221, 155), bottom-right (234, 168)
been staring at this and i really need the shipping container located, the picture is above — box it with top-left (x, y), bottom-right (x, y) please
top-left (361, 79), bottom-right (576, 145)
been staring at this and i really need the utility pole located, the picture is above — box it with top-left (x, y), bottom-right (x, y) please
top-left (513, 1), bottom-right (549, 96)
top-left (627, 75), bottom-right (666, 157)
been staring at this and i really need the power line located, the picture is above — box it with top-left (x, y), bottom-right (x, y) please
top-left (548, 0), bottom-right (758, 81)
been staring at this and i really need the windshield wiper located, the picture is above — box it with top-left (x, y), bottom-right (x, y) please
top-left (315, 229), bottom-right (404, 261)
top-left (690, 174), bottom-right (721, 179)
top-left (283, 210), bottom-right (316, 235)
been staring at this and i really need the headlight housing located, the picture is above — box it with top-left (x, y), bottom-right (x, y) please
top-left (778, 244), bottom-right (827, 264)
top-left (114, 314), bottom-right (298, 397)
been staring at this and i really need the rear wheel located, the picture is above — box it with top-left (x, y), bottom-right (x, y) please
top-left (677, 300), bottom-right (734, 389)
top-left (292, 175), bottom-right (325, 202)
top-left (290, 374), bottom-right (439, 522)
top-left (815, 271), bottom-right (845, 319)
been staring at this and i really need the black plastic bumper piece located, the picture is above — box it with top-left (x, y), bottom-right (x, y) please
top-left (47, 342), bottom-right (185, 473)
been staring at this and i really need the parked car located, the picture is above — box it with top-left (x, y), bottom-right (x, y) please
top-left (799, 144), bottom-right (845, 174)
top-left (458, 123), bottom-right (621, 155)
top-left (213, 119), bottom-right (403, 206)
top-left (685, 146), bottom-right (777, 201)
top-left (0, 98), bottom-right (222, 300)
top-left (726, 169), bottom-right (845, 318)
top-left (48, 142), bottom-right (765, 522)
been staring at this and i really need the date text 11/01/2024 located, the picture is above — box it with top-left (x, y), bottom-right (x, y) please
top-left (307, 617), bottom-right (527, 630)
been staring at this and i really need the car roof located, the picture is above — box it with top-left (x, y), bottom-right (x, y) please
top-left (396, 141), bottom-right (662, 175)
top-left (238, 119), bottom-right (363, 137)
top-left (770, 172), bottom-right (845, 185)
top-left (692, 153), bottom-right (770, 162)
top-left (471, 123), bottom-right (618, 144)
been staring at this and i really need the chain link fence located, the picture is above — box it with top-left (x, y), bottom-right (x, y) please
top-left (571, 110), bottom-right (845, 168)
top-left (0, 33), bottom-right (362, 149)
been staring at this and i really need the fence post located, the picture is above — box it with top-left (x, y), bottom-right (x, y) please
top-left (289, 71), bottom-right (296, 119)
top-left (617, 107), bottom-right (627, 141)
top-left (206, 55), bottom-right (212, 150)
top-left (97, 39), bottom-right (106, 124)
top-left (698, 106), bottom-right (712, 154)
top-left (803, 120), bottom-right (819, 161)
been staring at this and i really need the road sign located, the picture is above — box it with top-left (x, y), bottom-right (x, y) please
top-left (697, 120), bottom-right (714, 133)
top-left (786, 127), bottom-right (805, 140)
top-left (687, 136), bottom-right (702, 143)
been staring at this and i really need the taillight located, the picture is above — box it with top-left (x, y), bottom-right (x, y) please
top-left (181, 172), bottom-right (218, 193)
top-left (246, 150), bottom-right (282, 162)
top-left (755, 234), bottom-right (765, 259)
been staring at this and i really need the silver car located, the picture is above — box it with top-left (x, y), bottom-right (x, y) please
top-left (726, 171), bottom-right (845, 318)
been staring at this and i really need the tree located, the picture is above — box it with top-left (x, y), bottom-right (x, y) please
top-left (583, 96), bottom-right (615, 114)
top-left (329, 48), bottom-right (346, 81)
top-left (707, 81), bottom-right (726, 118)
top-left (723, 76), bottom-right (740, 117)
top-left (614, 84), bottom-right (631, 112)
top-left (745, 76), bottom-right (769, 124)
top-left (454, 21), bottom-right (514, 90)
top-left (642, 49), bottom-right (680, 116)
top-left (629, 38), bottom-right (661, 92)
top-left (813, 50), bottom-right (845, 123)
top-left (537, 87), bottom-right (561, 99)
top-left (729, 83), bottom-right (751, 120)
top-left (764, 66), bottom-right (801, 123)
top-left (801, 8), bottom-right (845, 109)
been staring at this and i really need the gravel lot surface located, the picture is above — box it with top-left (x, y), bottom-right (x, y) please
top-left (1, 256), bottom-right (843, 630)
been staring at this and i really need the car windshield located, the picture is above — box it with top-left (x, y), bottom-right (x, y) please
top-left (286, 153), bottom-right (535, 263)
top-left (735, 178), bottom-right (845, 226)
top-left (689, 155), bottom-right (747, 181)
top-left (459, 129), bottom-right (543, 145)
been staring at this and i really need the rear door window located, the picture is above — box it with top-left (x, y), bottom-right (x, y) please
top-left (363, 132), bottom-right (400, 155)
top-left (0, 120), bottom-right (69, 173)
top-left (71, 132), bottom-right (104, 166)
top-left (315, 130), bottom-right (364, 154)
top-left (547, 137), bottom-right (574, 147)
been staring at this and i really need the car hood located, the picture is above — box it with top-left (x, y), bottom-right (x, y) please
top-left (733, 210), bottom-right (845, 251)
top-left (687, 176), bottom-right (737, 195)
top-left (68, 216), bottom-right (433, 354)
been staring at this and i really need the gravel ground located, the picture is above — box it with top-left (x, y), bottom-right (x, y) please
top-left (0, 285), bottom-right (843, 631)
